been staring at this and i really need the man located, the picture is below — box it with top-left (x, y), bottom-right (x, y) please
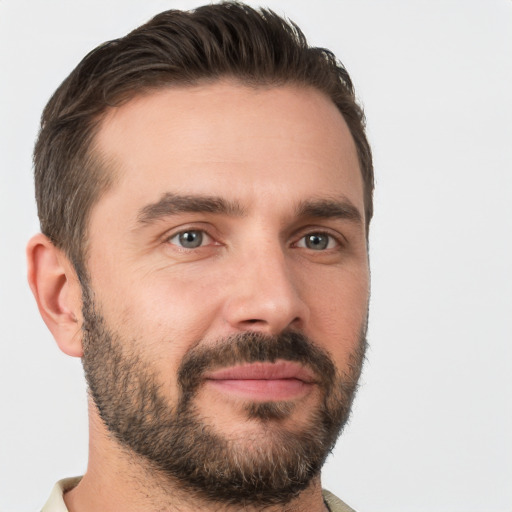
top-left (27, 2), bottom-right (373, 511)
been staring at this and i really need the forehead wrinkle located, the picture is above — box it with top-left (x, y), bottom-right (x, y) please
top-left (137, 192), bottom-right (247, 225)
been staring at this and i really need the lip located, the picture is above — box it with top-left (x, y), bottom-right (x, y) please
top-left (203, 361), bottom-right (317, 401)
top-left (204, 360), bottom-right (316, 382)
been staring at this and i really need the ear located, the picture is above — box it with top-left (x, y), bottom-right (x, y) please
top-left (27, 233), bottom-right (84, 357)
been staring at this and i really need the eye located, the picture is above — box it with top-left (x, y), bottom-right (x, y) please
top-left (168, 230), bottom-right (212, 249)
top-left (296, 232), bottom-right (338, 251)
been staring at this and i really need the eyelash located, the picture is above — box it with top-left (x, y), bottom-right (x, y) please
top-left (166, 229), bottom-right (215, 250)
top-left (294, 231), bottom-right (341, 251)
top-left (165, 227), bottom-right (343, 251)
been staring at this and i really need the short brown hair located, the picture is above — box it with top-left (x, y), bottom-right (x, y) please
top-left (34, 1), bottom-right (373, 279)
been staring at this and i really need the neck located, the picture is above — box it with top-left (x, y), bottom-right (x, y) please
top-left (64, 406), bottom-right (328, 512)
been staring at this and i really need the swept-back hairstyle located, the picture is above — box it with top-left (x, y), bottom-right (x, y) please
top-left (34, 1), bottom-right (373, 279)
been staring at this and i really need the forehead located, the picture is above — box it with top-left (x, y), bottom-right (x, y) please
top-left (92, 81), bottom-right (363, 220)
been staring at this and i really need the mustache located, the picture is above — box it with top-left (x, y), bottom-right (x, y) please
top-left (177, 330), bottom-right (337, 397)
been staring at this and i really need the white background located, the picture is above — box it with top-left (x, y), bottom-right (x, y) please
top-left (0, 1), bottom-right (511, 511)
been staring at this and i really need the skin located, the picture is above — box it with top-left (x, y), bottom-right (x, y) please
top-left (27, 82), bottom-right (370, 512)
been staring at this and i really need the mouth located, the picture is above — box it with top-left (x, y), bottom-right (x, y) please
top-left (203, 360), bottom-right (317, 401)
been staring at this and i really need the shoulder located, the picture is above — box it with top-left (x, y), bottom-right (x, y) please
top-left (40, 477), bottom-right (82, 512)
top-left (322, 489), bottom-right (358, 512)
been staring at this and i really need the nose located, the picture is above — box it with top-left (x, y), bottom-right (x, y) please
top-left (221, 244), bottom-right (309, 335)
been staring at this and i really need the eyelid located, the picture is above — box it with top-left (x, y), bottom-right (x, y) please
top-left (294, 233), bottom-right (339, 250)
top-left (164, 225), bottom-right (219, 248)
top-left (292, 227), bottom-right (346, 248)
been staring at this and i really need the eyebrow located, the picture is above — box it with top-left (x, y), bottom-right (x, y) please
top-left (296, 198), bottom-right (363, 225)
top-left (137, 193), bottom-right (363, 227)
top-left (137, 193), bottom-right (246, 224)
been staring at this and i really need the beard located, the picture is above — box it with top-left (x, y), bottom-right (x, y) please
top-left (81, 287), bottom-right (367, 507)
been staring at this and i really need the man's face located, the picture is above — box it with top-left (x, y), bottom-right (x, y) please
top-left (81, 82), bottom-right (370, 504)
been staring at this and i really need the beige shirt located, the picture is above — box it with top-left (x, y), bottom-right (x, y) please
top-left (41, 478), bottom-right (356, 512)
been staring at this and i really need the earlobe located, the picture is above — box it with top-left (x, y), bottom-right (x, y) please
top-left (27, 233), bottom-right (84, 357)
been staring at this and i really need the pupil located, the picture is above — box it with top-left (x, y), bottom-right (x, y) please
top-left (306, 234), bottom-right (328, 250)
top-left (179, 231), bottom-right (202, 248)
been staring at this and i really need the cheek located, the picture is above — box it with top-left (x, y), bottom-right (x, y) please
top-left (304, 265), bottom-right (369, 359)
top-left (104, 269), bottom-right (223, 355)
